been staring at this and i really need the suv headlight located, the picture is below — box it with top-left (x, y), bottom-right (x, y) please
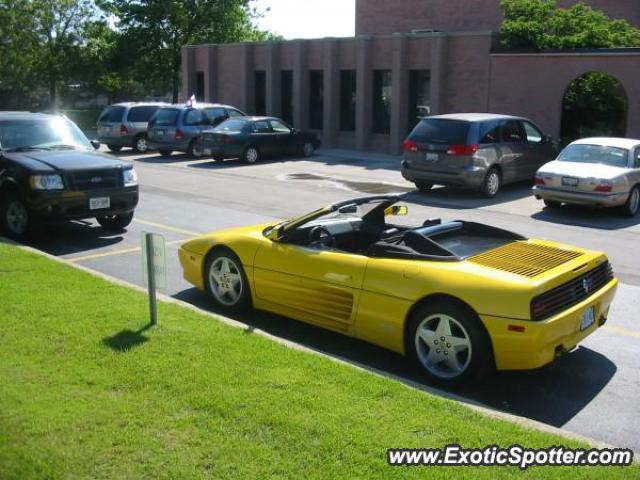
top-left (123, 168), bottom-right (138, 187)
top-left (30, 174), bottom-right (64, 190)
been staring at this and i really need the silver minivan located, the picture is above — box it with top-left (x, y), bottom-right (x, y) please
top-left (401, 113), bottom-right (557, 197)
top-left (147, 103), bottom-right (246, 157)
top-left (97, 102), bottom-right (168, 153)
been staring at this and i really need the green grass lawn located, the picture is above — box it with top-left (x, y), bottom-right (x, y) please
top-left (0, 242), bottom-right (636, 479)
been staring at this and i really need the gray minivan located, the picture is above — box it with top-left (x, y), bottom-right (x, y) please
top-left (147, 103), bottom-right (246, 157)
top-left (97, 102), bottom-right (168, 153)
top-left (401, 113), bottom-right (557, 197)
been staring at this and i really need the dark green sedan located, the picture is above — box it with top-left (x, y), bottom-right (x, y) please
top-left (196, 116), bottom-right (320, 163)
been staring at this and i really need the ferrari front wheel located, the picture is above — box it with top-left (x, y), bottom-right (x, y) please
top-left (406, 301), bottom-right (493, 385)
top-left (204, 248), bottom-right (251, 312)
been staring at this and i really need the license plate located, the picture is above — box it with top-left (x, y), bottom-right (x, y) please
top-left (580, 306), bottom-right (596, 331)
top-left (104, 126), bottom-right (111, 133)
top-left (203, 148), bottom-right (211, 156)
top-left (89, 197), bottom-right (110, 210)
top-left (155, 129), bottom-right (165, 136)
top-left (426, 153), bottom-right (438, 161)
top-left (562, 176), bottom-right (579, 187)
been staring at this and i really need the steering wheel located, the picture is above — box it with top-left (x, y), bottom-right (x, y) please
top-left (308, 225), bottom-right (336, 248)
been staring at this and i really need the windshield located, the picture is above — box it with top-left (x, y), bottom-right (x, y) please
top-left (0, 118), bottom-right (92, 151)
top-left (408, 119), bottom-right (470, 145)
top-left (150, 108), bottom-right (179, 127)
top-left (215, 119), bottom-right (249, 132)
top-left (558, 144), bottom-right (629, 168)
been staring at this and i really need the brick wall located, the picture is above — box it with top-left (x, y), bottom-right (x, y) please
top-left (355, 0), bottom-right (640, 35)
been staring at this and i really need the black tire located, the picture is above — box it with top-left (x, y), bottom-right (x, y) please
top-left (159, 149), bottom-right (172, 157)
top-left (0, 192), bottom-right (41, 241)
top-left (415, 182), bottom-right (433, 192)
top-left (213, 155), bottom-right (224, 162)
top-left (301, 141), bottom-right (315, 158)
top-left (204, 248), bottom-right (251, 312)
top-left (243, 145), bottom-right (260, 164)
top-left (405, 299), bottom-right (493, 385)
top-left (480, 167), bottom-right (501, 198)
top-left (187, 139), bottom-right (204, 159)
top-left (96, 212), bottom-right (134, 231)
top-left (133, 134), bottom-right (149, 153)
top-left (621, 185), bottom-right (640, 217)
top-left (544, 199), bottom-right (562, 208)
top-left (107, 144), bottom-right (122, 152)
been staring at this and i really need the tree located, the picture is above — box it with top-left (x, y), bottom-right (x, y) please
top-left (500, 0), bottom-right (640, 50)
top-left (101, 0), bottom-right (273, 102)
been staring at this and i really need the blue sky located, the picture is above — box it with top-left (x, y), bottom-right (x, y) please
top-left (254, 0), bottom-right (355, 39)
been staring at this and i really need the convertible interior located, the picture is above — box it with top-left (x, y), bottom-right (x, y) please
top-left (281, 198), bottom-right (524, 261)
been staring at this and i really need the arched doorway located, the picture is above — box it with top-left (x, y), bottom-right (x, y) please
top-left (560, 72), bottom-right (628, 145)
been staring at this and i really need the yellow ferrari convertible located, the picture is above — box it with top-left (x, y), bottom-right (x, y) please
top-left (179, 195), bottom-right (618, 384)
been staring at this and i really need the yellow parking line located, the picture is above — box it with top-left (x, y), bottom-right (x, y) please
top-left (603, 325), bottom-right (640, 340)
top-left (69, 239), bottom-right (187, 263)
top-left (134, 218), bottom-right (201, 237)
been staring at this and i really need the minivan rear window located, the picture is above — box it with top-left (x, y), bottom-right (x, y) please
top-left (150, 108), bottom-right (179, 127)
top-left (408, 119), bottom-right (470, 145)
top-left (127, 106), bottom-right (160, 122)
top-left (98, 106), bottom-right (125, 123)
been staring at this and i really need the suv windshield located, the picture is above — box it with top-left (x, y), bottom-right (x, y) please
top-left (408, 119), bottom-right (470, 144)
top-left (0, 118), bottom-right (92, 151)
top-left (558, 144), bottom-right (629, 168)
top-left (150, 108), bottom-right (179, 127)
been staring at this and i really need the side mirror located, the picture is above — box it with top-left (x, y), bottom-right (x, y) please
top-left (385, 205), bottom-right (409, 217)
top-left (90, 139), bottom-right (100, 150)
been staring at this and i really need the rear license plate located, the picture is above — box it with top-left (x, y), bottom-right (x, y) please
top-left (426, 153), bottom-right (438, 161)
top-left (203, 148), bottom-right (212, 156)
top-left (89, 197), bottom-right (110, 210)
top-left (562, 176), bottom-right (579, 187)
top-left (580, 306), bottom-right (596, 331)
top-left (155, 129), bottom-right (165, 136)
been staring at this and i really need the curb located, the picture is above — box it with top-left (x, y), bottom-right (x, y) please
top-left (1, 236), bottom-right (623, 453)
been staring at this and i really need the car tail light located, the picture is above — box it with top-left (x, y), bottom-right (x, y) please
top-left (534, 176), bottom-right (546, 185)
top-left (447, 144), bottom-right (479, 156)
top-left (175, 129), bottom-right (184, 140)
top-left (119, 124), bottom-right (129, 136)
top-left (595, 184), bottom-right (612, 193)
top-left (403, 140), bottom-right (418, 152)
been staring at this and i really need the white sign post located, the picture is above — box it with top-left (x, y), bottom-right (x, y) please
top-left (142, 232), bottom-right (166, 326)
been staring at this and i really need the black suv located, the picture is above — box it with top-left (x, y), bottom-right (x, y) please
top-left (0, 112), bottom-right (139, 240)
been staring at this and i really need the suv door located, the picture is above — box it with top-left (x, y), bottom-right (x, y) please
top-left (522, 120), bottom-right (555, 177)
top-left (498, 120), bottom-right (527, 183)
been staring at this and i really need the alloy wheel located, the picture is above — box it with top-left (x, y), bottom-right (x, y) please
top-left (208, 256), bottom-right (244, 306)
top-left (630, 188), bottom-right (640, 215)
top-left (486, 172), bottom-right (500, 196)
top-left (246, 147), bottom-right (259, 164)
top-left (136, 137), bottom-right (148, 153)
top-left (414, 313), bottom-right (473, 379)
top-left (303, 142), bottom-right (314, 157)
top-left (6, 200), bottom-right (28, 235)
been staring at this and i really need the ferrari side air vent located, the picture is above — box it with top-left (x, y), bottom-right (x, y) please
top-left (468, 241), bottom-right (583, 278)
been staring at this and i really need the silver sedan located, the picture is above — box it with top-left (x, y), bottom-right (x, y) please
top-left (533, 137), bottom-right (640, 217)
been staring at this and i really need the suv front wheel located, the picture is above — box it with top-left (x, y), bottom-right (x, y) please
top-left (1, 193), bottom-right (41, 241)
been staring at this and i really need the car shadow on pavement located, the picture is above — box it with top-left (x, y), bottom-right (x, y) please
top-left (174, 287), bottom-right (616, 429)
top-left (400, 182), bottom-right (533, 210)
top-left (29, 221), bottom-right (125, 256)
top-left (532, 205), bottom-right (640, 231)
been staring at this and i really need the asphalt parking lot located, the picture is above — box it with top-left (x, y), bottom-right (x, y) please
top-left (26, 146), bottom-right (640, 453)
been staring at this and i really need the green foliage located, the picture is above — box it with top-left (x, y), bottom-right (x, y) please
top-left (1, 242), bottom-right (638, 479)
top-left (501, 0), bottom-right (640, 50)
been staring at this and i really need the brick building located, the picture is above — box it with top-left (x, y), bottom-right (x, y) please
top-left (182, 0), bottom-right (640, 154)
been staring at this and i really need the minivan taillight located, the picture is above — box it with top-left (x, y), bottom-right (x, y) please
top-left (534, 176), bottom-right (546, 185)
top-left (120, 124), bottom-right (129, 136)
top-left (403, 140), bottom-right (418, 152)
top-left (175, 129), bottom-right (184, 141)
top-left (447, 144), bottom-right (479, 156)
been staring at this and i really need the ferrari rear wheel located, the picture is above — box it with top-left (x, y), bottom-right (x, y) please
top-left (204, 248), bottom-right (251, 311)
top-left (406, 300), bottom-right (493, 385)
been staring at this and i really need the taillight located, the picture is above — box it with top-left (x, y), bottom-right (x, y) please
top-left (175, 129), bottom-right (184, 140)
top-left (595, 184), bottom-right (612, 193)
top-left (534, 176), bottom-right (546, 185)
top-left (447, 144), bottom-right (479, 156)
top-left (403, 140), bottom-right (418, 152)
top-left (119, 124), bottom-right (129, 136)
